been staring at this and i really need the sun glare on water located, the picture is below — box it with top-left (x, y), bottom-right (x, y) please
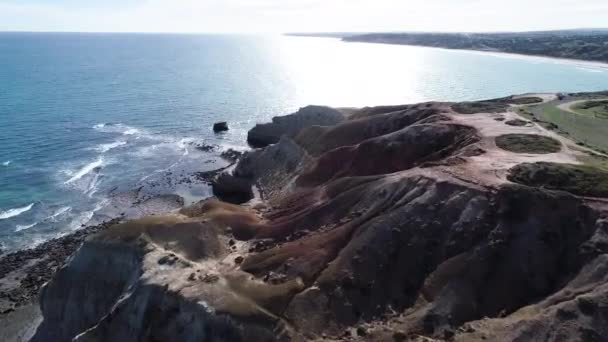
top-left (276, 36), bottom-right (427, 107)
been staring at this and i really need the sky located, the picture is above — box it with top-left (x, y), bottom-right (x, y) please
top-left (1, 0), bottom-right (608, 33)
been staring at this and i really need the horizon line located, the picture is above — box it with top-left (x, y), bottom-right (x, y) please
top-left (2, 27), bottom-right (608, 35)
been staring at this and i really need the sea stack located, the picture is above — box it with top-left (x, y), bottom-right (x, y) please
top-left (213, 122), bottom-right (228, 132)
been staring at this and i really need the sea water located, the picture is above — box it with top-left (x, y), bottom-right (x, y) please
top-left (2, 32), bottom-right (608, 252)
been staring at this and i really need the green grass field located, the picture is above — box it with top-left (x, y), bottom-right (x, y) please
top-left (534, 102), bottom-right (608, 153)
top-left (571, 100), bottom-right (608, 120)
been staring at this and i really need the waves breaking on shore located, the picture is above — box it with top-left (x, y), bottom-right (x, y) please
top-left (15, 207), bottom-right (73, 233)
top-left (64, 157), bottom-right (104, 185)
top-left (1, 121), bottom-right (237, 254)
top-left (0, 203), bottom-right (35, 220)
top-left (91, 140), bottom-right (127, 153)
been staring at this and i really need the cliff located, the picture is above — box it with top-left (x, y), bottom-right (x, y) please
top-left (31, 92), bottom-right (608, 341)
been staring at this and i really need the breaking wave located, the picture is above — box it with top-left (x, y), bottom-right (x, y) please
top-left (93, 123), bottom-right (143, 137)
top-left (64, 157), bottom-right (104, 185)
top-left (49, 206), bottom-right (72, 220)
top-left (0, 203), bottom-right (35, 220)
top-left (123, 128), bottom-right (140, 135)
top-left (67, 200), bottom-right (108, 231)
top-left (15, 222), bottom-right (37, 232)
top-left (92, 141), bottom-right (127, 153)
top-left (14, 206), bottom-right (72, 232)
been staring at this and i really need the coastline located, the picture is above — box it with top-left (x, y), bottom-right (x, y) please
top-left (0, 218), bottom-right (125, 341)
top-left (341, 38), bottom-right (608, 68)
top-left (2, 31), bottom-right (608, 341)
top-left (287, 35), bottom-right (608, 68)
top-left (0, 218), bottom-right (122, 315)
top-left (0, 146), bottom-right (243, 319)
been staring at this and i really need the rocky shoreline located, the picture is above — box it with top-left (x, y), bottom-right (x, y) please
top-left (0, 218), bottom-right (122, 315)
top-left (0, 145), bottom-right (244, 318)
top-left (0, 143), bottom-right (243, 318)
top-left (0, 145), bottom-right (249, 342)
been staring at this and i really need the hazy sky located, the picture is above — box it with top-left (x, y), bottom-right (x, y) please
top-left (1, 0), bottom-right (607, 33)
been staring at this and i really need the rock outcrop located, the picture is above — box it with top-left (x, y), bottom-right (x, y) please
top-left (213, 122), bottom-right (229, 132)
top-left (247, 106), bottom-right (345, 148)
top-left (33, 94), bottom-right (608, 341)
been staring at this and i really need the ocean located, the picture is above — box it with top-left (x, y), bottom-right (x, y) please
top-left (1, 33), bottom-right (608, 253)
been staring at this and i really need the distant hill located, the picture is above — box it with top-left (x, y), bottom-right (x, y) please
top-left (285, 32), bottom-right (364, 38)
top-left (290, 29), bottom-right (608, 63)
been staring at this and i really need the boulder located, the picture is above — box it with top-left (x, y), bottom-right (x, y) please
top-left (213, 122), bottom-right (228, 132)
top-left (211, 174), bottom-right (254, 204)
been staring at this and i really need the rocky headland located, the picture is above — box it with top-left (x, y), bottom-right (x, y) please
top-left (10, 93), bottom-right (608, 341)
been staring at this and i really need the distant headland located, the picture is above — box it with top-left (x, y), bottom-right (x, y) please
top-left (289, 29), bottom-right (608, 63)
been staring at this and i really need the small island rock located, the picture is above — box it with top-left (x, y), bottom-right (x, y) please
top-left (213, 122), bottom-right (228, 132)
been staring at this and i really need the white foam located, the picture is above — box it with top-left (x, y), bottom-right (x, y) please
top-left (0, 203), bottom-right (35, 220)
top-left (68, 199), bottom-right (108, 231)
top-left (14, 206), bottom-right (72, 232)
top-left (2, 161), bottom-right (10, 166)
top-left (178, 138), bottom-right (191, 156)
top-left (49, 206), bottom-right (71, 220)
top-left (65, 157), bottom-right (103, 184)
top-left (68, 211), bottom-right (94, 231)
top-left (94, 123), bottom-right (143, 137)
top-left (86, 172), bottom-right (102, 197)
top-left (15, 222), bottom-right (37, 232)
top-left (92, 141), bottom-right (127, 153)
top-left (576, 66), bottom-right (605, 73)
top-left (123, 128), bottom-right (140, 136)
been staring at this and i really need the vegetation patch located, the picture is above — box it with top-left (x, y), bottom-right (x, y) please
top-left (568, 90), bottom-right (608, 98)
top-left (508, 162), bottom-right (608, 197)
top-left (452, 101), bottom-right (509, 114)
top-left (578, 153), bottom-right (608, 172)
top-left (505, 119), bottom-right (529, 126)
top-left (516, 108), bottom-right (535, 121)
top-left (495, 134), bottom-right (561, 154)
top-left (354, 104), bottom-right (412, 118)
top-left (452, 96), bottom-right (542, 114)
top-left (571, 100), bottom-right (608, 119)
top-left (507, 97), bottom-right (543, 105)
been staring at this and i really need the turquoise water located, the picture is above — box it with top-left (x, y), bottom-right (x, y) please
top-left (1, 33), bottom-right (608, 252)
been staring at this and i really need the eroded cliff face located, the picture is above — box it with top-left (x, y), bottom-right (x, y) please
top-left (34, 95), bottom-right (608, 341)
top-left (33, 216), bottom-right (301, 342)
